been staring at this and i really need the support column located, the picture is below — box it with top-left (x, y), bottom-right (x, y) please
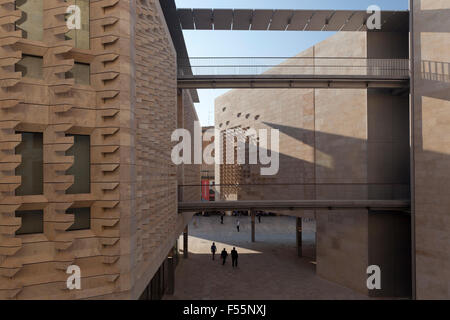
top-left (177, 89), bottom-right (184, 203)
top-left (296, 218), bottom-right (302, 257)
top-left (251, 210), bottom-right (255, 242)
top-left (183, 226), bottom-right (188, 259)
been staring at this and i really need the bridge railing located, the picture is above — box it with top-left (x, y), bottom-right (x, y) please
top-left (178, 183), bottom-right (411, 203)
top-left (178, 57), bottom-right (410, 78)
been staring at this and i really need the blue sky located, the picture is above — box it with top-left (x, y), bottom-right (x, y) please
top-left (175, 0), bottom-right (409, 126)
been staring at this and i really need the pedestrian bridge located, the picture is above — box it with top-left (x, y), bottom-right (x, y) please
top-left (178, 57), bottom-right (410, 89)
top-left (178, 200), bottom-right (411, 213)
top-left (178, 199), bottom-right (410, 243)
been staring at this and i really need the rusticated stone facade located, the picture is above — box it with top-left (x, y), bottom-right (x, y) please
top-left (0, 0), bottom-right (199, 300)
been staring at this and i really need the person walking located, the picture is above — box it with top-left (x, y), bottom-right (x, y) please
top-left (211, 242), bottom-right (217, 260)
top-left (220, 213), bottom-right (224, 224)
top-left (231, 247), bottom-right (239, 268)
top-left (258, 213), bottom-right (261, 223)
top-left (236, 219), bottom-right (240, 232)
top-left (193, 214), bottom-right (198, 227)
top-left (221, 248), bottom-right (228, 265)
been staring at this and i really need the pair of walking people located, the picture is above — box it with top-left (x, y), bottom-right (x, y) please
top-left (219, 215), bottom-right (240, 233)
top-left (211, 243), bottom-right (238, 268)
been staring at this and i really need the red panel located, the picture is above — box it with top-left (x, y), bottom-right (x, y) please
top-left (202, 180), bottom-right (210, 201)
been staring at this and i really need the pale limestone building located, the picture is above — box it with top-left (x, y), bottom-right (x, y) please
top-left (411, 0), bottom-right (450, 300)
top-left (0, 0), bottom-right (448, 300)
top-left (215, 0), bottom-right (450, 299)
top-left (215, 31), bottom-right (411, 297)
top-left (0, 0), bottom-right (199, 299)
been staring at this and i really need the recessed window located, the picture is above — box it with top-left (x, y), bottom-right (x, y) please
top-left (15, 132), bottom-right (43, 196)
top-left (66, 134), bottom-right (90, 194)
top-left (15, 210), bottom-right (44, 235)
top-left (66, 62), bottom-right (90, 85)
top-left (15, 0), bottom-right (44, 41)
top-left (255, 115), bottom-right (260, 120)
top-left (237, 113), bottom-right (241, 118)
top-left (222, 107), bottom-right (226, 112)
top-left (15, 55), bottom-right (43, 79)
top-left (65, 0), bottom-right (90, 49)
top-left (66, 207), bottom-right (90, 231)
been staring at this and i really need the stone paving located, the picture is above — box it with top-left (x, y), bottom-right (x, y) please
top-left (164, 216), bottom-right (369, 300)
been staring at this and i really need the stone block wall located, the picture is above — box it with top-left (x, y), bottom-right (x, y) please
top-left (412, 0), bottom-right (450, 299)
top-left (0, 0), bottom-right (127, 299)
top-left (0, 0), bottom-right (198, 300)
top-left (130, 0), bottom-right (179, 299)
top-left (181, 90), bottom-right (201, 202)
top-left (215, 31), bottom-right (411, 296)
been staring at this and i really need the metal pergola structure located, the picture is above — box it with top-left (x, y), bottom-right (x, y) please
top-left (177, 9), bottom-right (409, 32)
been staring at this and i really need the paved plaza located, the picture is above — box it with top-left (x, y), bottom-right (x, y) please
top-left (164, 215), bottom-right (368, 300)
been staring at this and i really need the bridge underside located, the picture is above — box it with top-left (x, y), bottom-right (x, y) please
top-left (176, 9), bottom-right (409, 32)
top-left (178, 75), bottom-right (410, 89)
top-left (178, 200), bottom-right (411, 213)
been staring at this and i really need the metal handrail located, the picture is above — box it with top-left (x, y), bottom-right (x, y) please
top-left (178, 57), bottom-right (410, 78)
top-left (180, 57), bottom-right (406, 60)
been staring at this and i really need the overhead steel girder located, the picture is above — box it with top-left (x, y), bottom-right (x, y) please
top-left (178, 200), bottom-right (411, 213)
top-left (177, 76), bottom-right (410, 89)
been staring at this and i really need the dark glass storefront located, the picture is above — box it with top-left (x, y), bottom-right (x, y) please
top-left (139, 243), bottom-right (179, 300)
